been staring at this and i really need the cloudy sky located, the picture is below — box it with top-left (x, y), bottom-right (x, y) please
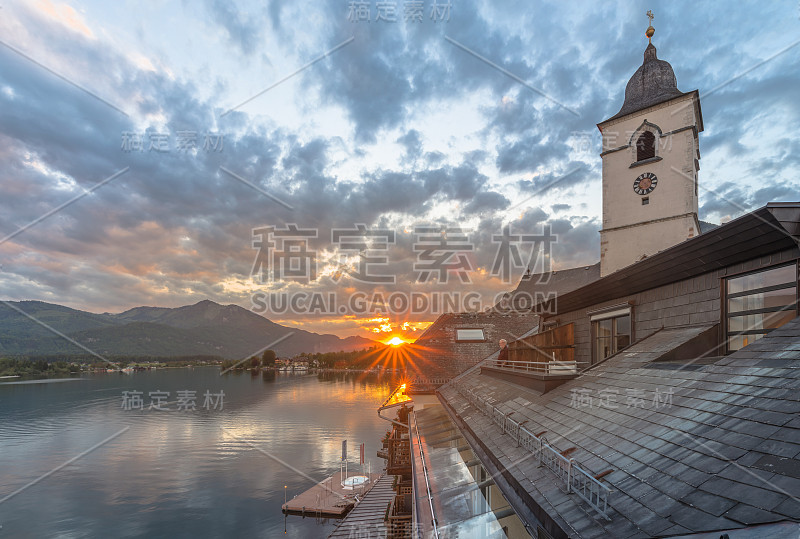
top-left (0, 0), bottom-right (798, 340)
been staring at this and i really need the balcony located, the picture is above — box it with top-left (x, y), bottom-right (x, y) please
top-left (386, 426), bottom-right (412, 476)
top-left (386, 493), bottom-right (413, 538)
top-left (481, 323), bottom-right (579, 393)
top-left (393, 475), bottom-right (413, 496)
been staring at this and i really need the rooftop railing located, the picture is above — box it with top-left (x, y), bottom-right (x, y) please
top-left (453, 383), bottom-right (612, 521)
top-left (484, 358), bottom-right (578, 375)
top-left (409, 376), bottom-right (452, 385)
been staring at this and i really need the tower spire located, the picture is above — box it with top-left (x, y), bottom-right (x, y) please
top-left (646, 10), bottom-right (655, 42)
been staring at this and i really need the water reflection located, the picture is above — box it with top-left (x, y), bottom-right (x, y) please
top-left (0, 367), bottom-right (395, 538)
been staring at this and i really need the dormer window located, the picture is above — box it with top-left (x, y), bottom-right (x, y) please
top-left (636, 131), bottom-right (656, 161)
top-left (455, 328), bottom-right (486, 342)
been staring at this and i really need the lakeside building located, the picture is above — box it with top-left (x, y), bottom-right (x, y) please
top-left (380, 21), bottom-right (800, 539)
top-left (275, 357), bottom-right (310, 371)
top-left (291, 357), bottom-right (310, 370)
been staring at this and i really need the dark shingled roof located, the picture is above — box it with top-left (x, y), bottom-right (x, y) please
top-left (507, 263), bottom-right (601, 306)
top-left (606, 43), bottom-right (690, 122)
top-left (438, 317), bottom-right (800, 537)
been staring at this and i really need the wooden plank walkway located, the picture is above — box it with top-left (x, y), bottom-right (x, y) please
top-left (327, 474), bottom-right (395, 538)
top-left (282, 471), bottom-right (381, 518)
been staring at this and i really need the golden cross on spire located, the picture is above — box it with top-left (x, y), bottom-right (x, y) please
top-left (645, 10), bottom-right (655, 42)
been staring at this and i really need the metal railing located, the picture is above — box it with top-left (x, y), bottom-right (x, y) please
top-left (484, 358), bottom-right (578, 375)
top-left (453, 384), bottom-right (612, 520)
top-left (409, 376), bottom-right (452, 386)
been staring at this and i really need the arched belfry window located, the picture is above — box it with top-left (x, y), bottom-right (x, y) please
top-left (636, 131), bottom-right (656, 162)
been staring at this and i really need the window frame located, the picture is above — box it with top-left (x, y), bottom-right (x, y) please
top-left (589, 304), bottom-right (634, 364)
top-left (723, 261), bottom-right (799, 353)
top-left (635, 131), bottom-right (656, 162)
top-left (454, 328), bottom-right (487, 343)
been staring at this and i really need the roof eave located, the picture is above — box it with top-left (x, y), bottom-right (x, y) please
top-left (539, 204), bottom-right (800, 316)
top-left (597, 90), bottom-right (697, 130)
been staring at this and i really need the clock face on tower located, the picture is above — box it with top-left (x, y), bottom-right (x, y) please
top-left (633, 172), bottom-right (658, 195)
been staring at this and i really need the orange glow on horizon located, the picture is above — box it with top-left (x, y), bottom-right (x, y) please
top-left (352, 337), bottom-right (440, 385)
top-left (386, 336), bottom-right (406, 346)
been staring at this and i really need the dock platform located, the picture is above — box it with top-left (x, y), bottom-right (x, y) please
top-left (282, 470), bottom-right (382, 518)
top-left (327, 474), bottom-right (395, 538)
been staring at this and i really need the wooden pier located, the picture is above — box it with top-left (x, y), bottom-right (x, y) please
top-left (282, 470), bottom-right (382, 518)
top-left (327, 474), bottom-right (395, 538)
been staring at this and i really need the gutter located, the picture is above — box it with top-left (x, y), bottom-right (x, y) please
top-left (377, 383), bottom-right (412, 428)
top-left (378, 405), bottom-right (408, 429)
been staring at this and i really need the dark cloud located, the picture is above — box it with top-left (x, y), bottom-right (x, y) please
top-left (397, 129), bottom-right (422, 158)
top-left (515, 165), bottom-right (595, 200)
top-left (204, 0), bottom-right (265, 56)
top-left (463, 191), bottom-right (510, 215)
top-left (282, 138), bottom-right (329, 173)
top-left (548, 218), bottom-right (600, 269)
top-left (700, 182), bottom-right (800, 222)
top-left (0, 0), bottom-right (796, 333)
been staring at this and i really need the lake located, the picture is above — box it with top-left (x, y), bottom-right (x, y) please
top-left (0, 368), bottom-right (398, 538)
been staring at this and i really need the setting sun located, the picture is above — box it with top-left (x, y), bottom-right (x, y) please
top-left (386, 336), bottom-right (405, 346)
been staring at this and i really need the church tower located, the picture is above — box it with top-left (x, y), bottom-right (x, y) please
top-left (597, 13), bottom-right (703, 277)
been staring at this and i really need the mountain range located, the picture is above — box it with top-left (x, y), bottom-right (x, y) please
top-left (0, 300), bottom-right (377, 359)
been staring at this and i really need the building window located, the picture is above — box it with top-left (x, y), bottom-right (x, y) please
top-left (591, 309), bottom-right (631, 362)
top-left (636, 131), bottom-right (656, 161)
top-left (725, 263), bottom-right (798, 352)
top-left (455, 328), bottom-right (486, 342)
